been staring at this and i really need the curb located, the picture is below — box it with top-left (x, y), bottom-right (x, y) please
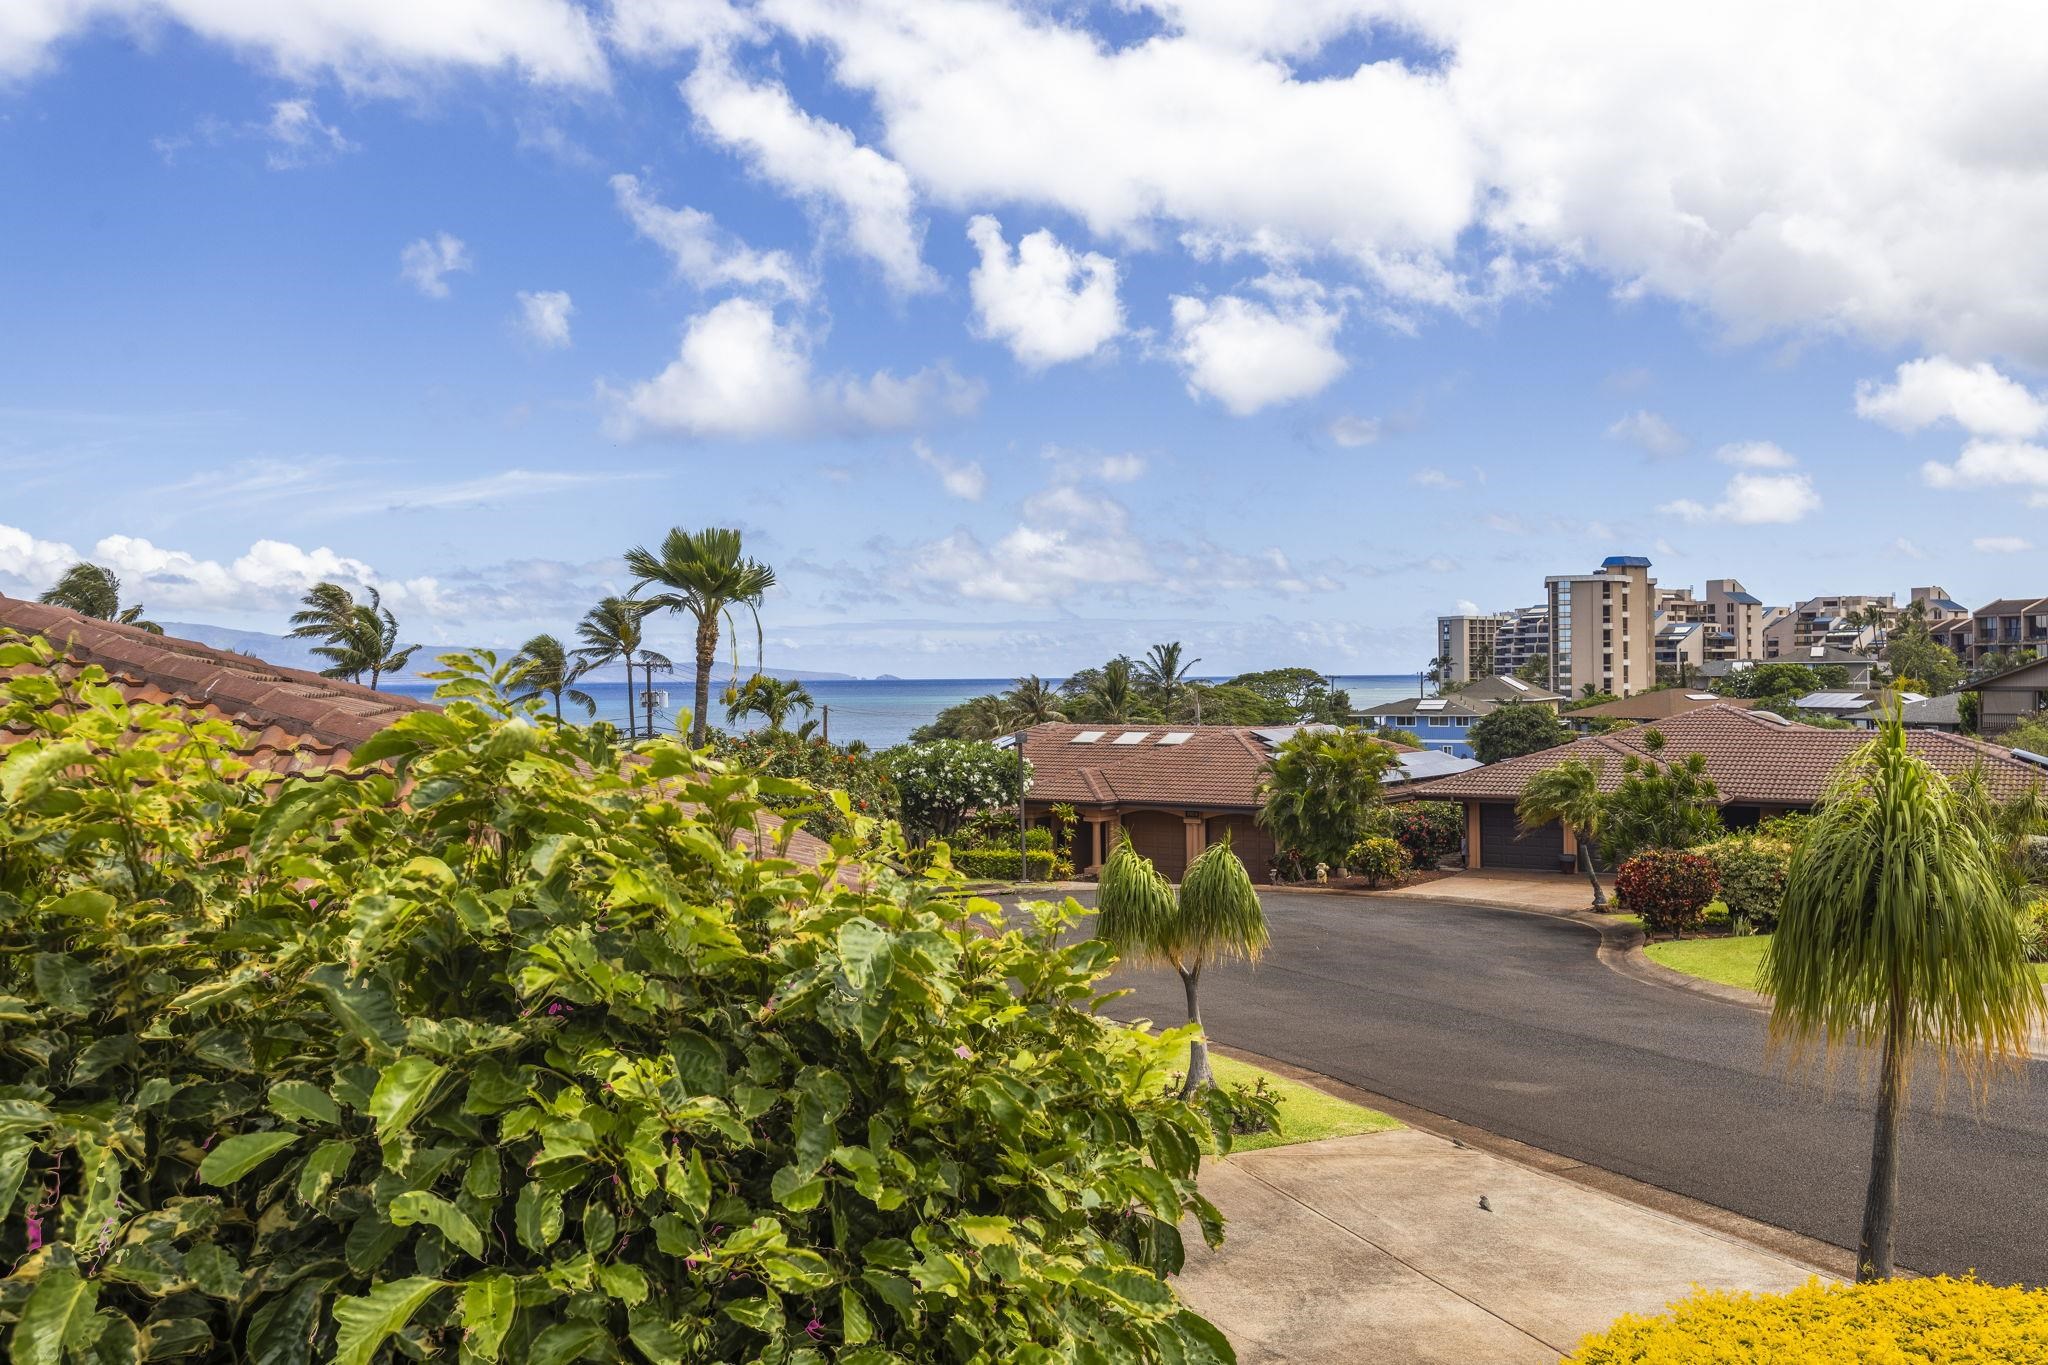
top-left (1206, 1039), bottom-right (1858, 1281)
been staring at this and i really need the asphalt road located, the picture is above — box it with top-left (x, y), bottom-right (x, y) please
top-left (1091, 890), bottom-right (2048, 1286)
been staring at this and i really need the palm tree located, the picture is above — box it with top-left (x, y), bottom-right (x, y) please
top-left (1097, 837), bottom-right (1268, 1098)
top-left (575, 597), bottom-right (671, 741)
top-left (1516, 757), bottom-right (1608, 908)
top-left (1137, 642), bottom-right (1200, 710)
top-left (953, 694), bottom-right (1013, 740)
top-left (1764, 713), bottom-right (2043, 1281)
top-left (286, 583), bottom-right (416, 689)
top-left (511, 633), bottom-right (596, 723)
top-left (1079, 656), bottom-right (1142, 723)
top-left (39, 562), bottom-right (161, 632)
top-left (723, 674), bottom-right (815, 730)
top-left (624, 527), bottom-right (777, 746)
top-left (1003, 675), bottom-right (1067, 725)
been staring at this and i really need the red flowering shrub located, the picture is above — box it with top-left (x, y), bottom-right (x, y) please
top-left (1614, 850), bottom-right (1719, 938)
top-left (1386, 801), bottom-right (1463, 869)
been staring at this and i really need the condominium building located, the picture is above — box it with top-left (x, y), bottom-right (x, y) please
top-left (1492, 604), bottom-right (1550, 678)
top-left (1546, 555), bottom-right (1656, 697)
top-left (1930, 596), bottom-right (2048, 667)
top-left (1652, 577), bottom-right (1765, 675)
top-left (1762, 592), bottom-right (1896, 658)
top-left (1434, 612), bottom-right (1509, 686)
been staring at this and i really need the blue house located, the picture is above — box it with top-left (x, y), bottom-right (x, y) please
top-left (1352, 695), bottom-right (1493, 759)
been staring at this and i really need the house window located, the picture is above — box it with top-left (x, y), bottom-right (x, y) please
top-left (1388, 716), bottom-right (1415, 728)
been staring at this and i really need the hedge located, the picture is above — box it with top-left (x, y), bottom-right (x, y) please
top-left (0, 642), bottom-right (1242, 1363)
top-left (947, 845), bottom-right (1062, 881)
top-left (1567, 1274), bottom-right (2048, 1363)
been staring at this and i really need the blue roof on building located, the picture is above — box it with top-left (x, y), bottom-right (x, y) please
top-left (1929, 598), bottom-right (1967, 611)
top-left (1723, 591), bottom-right (1762, 605)
top-left (1601, 555), bottom-right (1653, 568)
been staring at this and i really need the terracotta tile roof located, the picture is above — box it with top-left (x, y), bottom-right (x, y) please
top-left (1017, 723), bottom-right (1360, 810)
top-left (2, 594), bottom-right (835, 868)
top-left (1567, 690), bottom-right (1754, 721)
top-left (2, 593), bottom-right (432, 774)
top-left (1410, 702), bottom-right (2048, 806)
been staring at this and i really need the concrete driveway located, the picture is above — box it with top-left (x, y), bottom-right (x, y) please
top-left (1181, 1127), bottom-right (1817, 1364)
top-left (1096, 888), bottom-right (2048, 1286)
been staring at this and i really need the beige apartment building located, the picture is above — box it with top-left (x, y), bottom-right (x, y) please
top-left (1545, 555), bottom-right (1656, 697)
top-left (1656, 578), bottom-right (1767, 668)
top-left (1434, 612), bottom-right (1509, 685)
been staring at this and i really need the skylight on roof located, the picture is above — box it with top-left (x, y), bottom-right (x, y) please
top-left (1809, 646), bottom-right (1825, 657)
top-left (1070, 730), bottom-right (1105, 744)
top-left (1685, 693), bottom-right (1718, 700)
top-left (1417, 699), bottom-right (1448, 711)
top-left (1112, 731), bottom-right (1150, 745)
top-left (1158, 731), bottom-right (1194, 745)
top-left (1502, 677), bottom-right (1528, 691)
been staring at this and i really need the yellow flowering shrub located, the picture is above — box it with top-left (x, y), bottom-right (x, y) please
top-left (1565, 1275), bottom-right (2048, 1363)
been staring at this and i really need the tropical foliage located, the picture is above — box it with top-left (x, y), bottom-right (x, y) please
top-left (0, 639), bottom-right (1245, 1363)
top-left (1599, 749), bottom-right (1723, 862)
top-left (626, 527), bottom-right (776, 747)
top-left (883, 739), bottom-right (1028, 843)
top-left (1379, 801), bottom-right (1464, 870)
top-left (1257, 727), bottom-right (1398, 879)
top-left (913, 653), bottom-right (1351, 739)
top-left (708, 728), bottom-right (894, 838)
top-left (1343, 836), bottom-right (1403, 887)
top-left (1566, 1275), bottom-right (2048, 1364)
top-left (574, 596), bottom-right (670, 742)
top-left (285, 582), bottom-right (418, 690)
top-left (722, 674), bottom-right (816, 733)
top-left (1613, 850), bottom-right (1719, 938)
top-left (1096, 839), bottom-right (1270, 1098)
top-left (1763, 713), bottom-right (2044, 1280)
top-left (1515, 758), bottom-right (1609, 908)
top-left (1696, 836), bottom-right (1793, 933)
top-left (1466, 704), bottom-right (1572, 764)
top-left (35, 562), bottom-right (160, 633)
top-left (509, 632), bottom-right (595, 722)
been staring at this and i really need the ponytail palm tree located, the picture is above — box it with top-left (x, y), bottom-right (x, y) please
top-left (1764, 713), bottom-right (2043, 1281)
top-left (1516, 757), bottom-right (1608, 908)
top-left (40, 562), bottom-right (161, 632)
top-left (1097, 837), bottom-right (1268, 1098)
top-left (511, 633), bottom-right (596, 723)
top-left (625, 527), bottom-right (777, 746)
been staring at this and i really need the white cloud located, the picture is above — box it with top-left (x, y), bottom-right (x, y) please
top-left (610, 173), bottom-right (810, 300)
top-left (262, 98), bottom-right (354, 168)
top-left (1096, 453), bottom-right (1146, 483)
top-left (1920, 438), bottom-right (2048, 493)
top-left (1715, 440), bottom-right (1798, 469)
top-left (400, 233), bottom-right (471, 299)
top-left (515, 290), bottom-right (573, 348)
top-left (906, 485), bottom-right (1156, 605)
top-left (604, 0), bottom-right (753, 57)
top-left (604, 297), bottom-right (983, 441)
top-left (1856, 356), bottom-right (2048, 439)
top-left (711, 2), bottom-right (2048, 364)
top-left (1328, 414), bottom-right (1381, 447)
top-left (1605, 409), bottom-right (1687, 458)
top-left (0, 522), bottom-right (81, 589)
top-left (912, 439), bottom-right (986, 501)
top-left (0, 0), bottom-right (605, 87)
top-left (1891, 536), bottom-right (1928, 560)
top-left (1169, 289), bottom-right (1346, 415)
top-left (1660, 471), bottom-right (1821, 525)
top-left (682, 57), bottom-right (933, 294)
top-left (1974, 535), bottom-right (2035, 554)
top-left (964, 216), bottom-right (1122, 368)
top-left (1411, 468), bottom-right (1461, 490)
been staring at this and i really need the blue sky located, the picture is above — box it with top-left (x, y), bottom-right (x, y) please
top-left (4, 3), bottom-right (2046, 676)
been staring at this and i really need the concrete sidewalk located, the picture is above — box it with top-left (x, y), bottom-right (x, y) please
top-left (1369, 869), bottom-right (1604, 915)
top-left (1178, 1127), bottom-right (1822, 1364)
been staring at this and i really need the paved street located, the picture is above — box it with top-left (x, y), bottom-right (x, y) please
top-left (1092, 890), bottom-right (2048, 1286)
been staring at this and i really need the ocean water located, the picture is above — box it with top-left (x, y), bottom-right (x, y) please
top-left (384, 675), bottom-right (1417, 750)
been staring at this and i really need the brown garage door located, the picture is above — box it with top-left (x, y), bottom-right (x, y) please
top-left (1122, 811), bottom-right (1188, 881)
top-left (1479, 802), bottom-right (1565, 871)
top-left (1206, 815), bottom-right (1276, 883)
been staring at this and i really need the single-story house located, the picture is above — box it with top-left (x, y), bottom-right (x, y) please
top-left (1353, 695), bottom-right (1493, 758)
top-left (0, 594), bottom-right (833, 868)
top-left (1849, 693), bottom-right (1964, 732)
top-left (1010, 722), bottom-right (1473, 881)
top-left (1793, 688), bottom-right (1924, 721)
top-left (1701, 650), bottom-right (1879, 688)
top-left (1964, 656), bottom-right (2048, 740)
top-left (1403, 702), bottom-right (2047, 874)
top-left (1565, 689), bottom-right (1752, 729)
top-left (1456, 675), bottom-right (1568, 710)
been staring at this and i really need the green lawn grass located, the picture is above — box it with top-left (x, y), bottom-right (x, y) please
top-left (1206, 1054), bottom-right (1401, 1153)
top-left (1645, 934), bottom-right (2048, 992)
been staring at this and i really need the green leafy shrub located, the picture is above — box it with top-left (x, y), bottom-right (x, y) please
top-left (1385, 802), bottom-right (1463, 869)
top-left (0, 642), bottom-right (1240, 1363)
top-left (883, 739), bottom-right (1028, 842)
top-left (1755, 810), bottom-right (1815, 844)
top-left (2016, 896), bottom-right (2048, 964)
top-left (1614, 850), bottom-right (1720, 938)
top-left (1601, 752), bottom-right (1723, 863)
top-left (1698, 836), bottom-right (1793, 933)
top-left (1344, 836), bottom-right (1404, 888)
top-left (708, 726), bottom-right (896, 837)
top-left (944, 845), bottom-right (1060, 881)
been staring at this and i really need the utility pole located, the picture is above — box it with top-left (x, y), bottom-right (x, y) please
top-left (1015, 730), bottom-right (1030, 883)
top-left (821, 704), bottom-right (830, 744)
